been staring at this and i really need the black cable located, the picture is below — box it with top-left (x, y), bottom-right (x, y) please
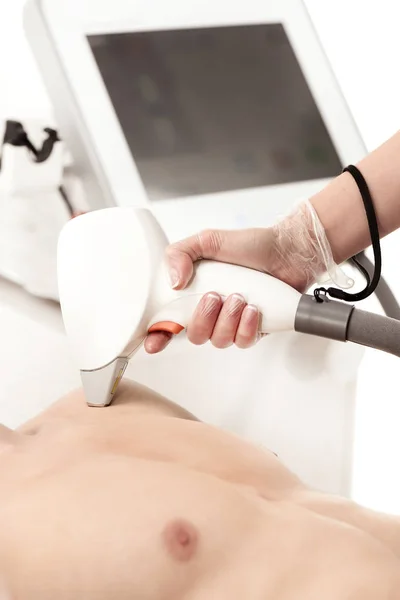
top-left (314, 164), bottom-right (382, 303)
top-left (3, 121), bottom-right (39, 158)
top-left (1, 121), bottom-right (60, 164)
top-left (353, 251), bottom-right (400, 320)
top-left (35, 128), bottom-right (60, 163)
top-left (58, 185), bottom-right (74, 217)
top-left (351, 254), bottom-right (371, 289)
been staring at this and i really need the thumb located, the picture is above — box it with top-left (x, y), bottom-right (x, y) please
top-left (165, 228), bottom-right (273, 290)
top-left (165, 231), bottom-right (214, 290)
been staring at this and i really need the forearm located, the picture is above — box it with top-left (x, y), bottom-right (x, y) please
top-left (310, 130), bottom-right (400, 264)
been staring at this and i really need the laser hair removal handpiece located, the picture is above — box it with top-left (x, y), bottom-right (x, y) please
top-left (58, 208), bottom-right (400, 407)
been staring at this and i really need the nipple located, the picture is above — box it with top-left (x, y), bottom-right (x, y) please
top-left (162, 519), bottom-right (199, 562)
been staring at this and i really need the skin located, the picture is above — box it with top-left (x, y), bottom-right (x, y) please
top-left (0, 380), bottom-right (399, 599)
top-left (145, 130), bottom-right (400, 354)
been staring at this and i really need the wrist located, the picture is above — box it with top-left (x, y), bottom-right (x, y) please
top-left (269, 200), bottom-right (351, 292)
top-left (309, 173), bottom-right (365, 265)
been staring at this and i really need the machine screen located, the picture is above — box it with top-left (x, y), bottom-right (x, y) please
top-left (88, 24), bottom-right (342, 201)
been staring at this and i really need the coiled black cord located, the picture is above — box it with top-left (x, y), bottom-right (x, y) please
top-left (314, 164), bottom-right (382, 303)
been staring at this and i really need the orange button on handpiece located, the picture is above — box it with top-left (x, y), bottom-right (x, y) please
top-left (148, 321), bottom-right (184, 335)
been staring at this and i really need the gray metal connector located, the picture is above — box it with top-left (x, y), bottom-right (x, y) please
top-left (295, 294), bottom-right (354, 342)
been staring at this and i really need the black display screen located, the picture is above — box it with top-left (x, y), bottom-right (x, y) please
top-left (88, 24), bottom-right (341, 201)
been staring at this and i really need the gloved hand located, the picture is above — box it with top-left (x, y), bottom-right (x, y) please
top-left (144, 200), bottom-right (344, 354)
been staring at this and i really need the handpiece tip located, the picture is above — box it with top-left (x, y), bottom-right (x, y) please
top-left (80, 358), bottom-right (128, 407)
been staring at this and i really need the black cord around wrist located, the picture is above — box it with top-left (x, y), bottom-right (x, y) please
top-left (314, 164), bottom-right (382, 303)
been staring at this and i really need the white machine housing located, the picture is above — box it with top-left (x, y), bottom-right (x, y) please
top-left (24, 0), bottom-right (369, 497)
top-left (23, 0), bottom-right (367, 238)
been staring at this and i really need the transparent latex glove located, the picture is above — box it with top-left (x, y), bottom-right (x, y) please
top-left (145, 200), bottom-right (352, 354)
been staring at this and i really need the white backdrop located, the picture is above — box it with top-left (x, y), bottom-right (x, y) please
top-left (1, 0), bottom-right (400, 511)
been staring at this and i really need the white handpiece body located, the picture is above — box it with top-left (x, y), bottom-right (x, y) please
top-left (148, 259), bottom-right (300, 334)
top-left (57, 207), bottom-right (301, 406)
